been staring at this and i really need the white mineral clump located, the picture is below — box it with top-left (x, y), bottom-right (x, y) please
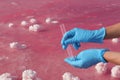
top-left (95, 62), bottom-right (108, 74)
top-left (22, 69), bottom-right (39, 80)
top-left (111, 65), bottom-right (120, 78)
top-left (0, 73), bottom-right (15, 80)
top-left (9, 42), bottom-right (27, 49)
top-left (51, 20), bottom-right (59, 24)
top-left (63, 72), bottom-right (73, 80)
top-left (72, 77), bottom-right (80, 80)
top-left (10, 42), bottom-right (19, 49)
top-left (45, 18), bottom-right (51, 24)
top-left (20, 44), bottom-right (27, 49)
top-left (8, 23), bottom-right (14, 28)
top-left (112, 38), bottom-right (119, 43)
top-left (29, 18), bottom-right (37, 24)
top-left (29, 24), bottom-right (42, 32)
top-left (45, 17), bottom-right (59, 24)
top-left (62, 72), bottom-right (80, 80)
top-left (21, 21), bottom-right (28, 26)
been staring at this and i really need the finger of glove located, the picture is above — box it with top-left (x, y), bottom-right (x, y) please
top-left (62, 42), bottom-right (79, 50)
top-left (62, 44), bottom-right (68, 50)
top-left (64, 37), bottom-right (75, 46)
top-left (61, 30), bottom-right (75, 45)
top-left (64, 57), bottom-right (83, 68)
top-left (72, 42), bottom-right (81, 50)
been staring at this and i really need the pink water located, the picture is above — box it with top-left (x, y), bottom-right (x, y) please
top-left (0, 0), bottom-right (120, 80)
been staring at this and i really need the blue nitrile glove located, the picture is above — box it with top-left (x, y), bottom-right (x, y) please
top-left (61, 27), bottom-right (106, 50)
top-left (64, 48), bottom-right (109, 68)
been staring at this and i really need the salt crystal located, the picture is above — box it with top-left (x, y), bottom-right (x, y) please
top-left (62, 72), bottom-right (80, 80)
top-left (0, 73), bottom-right (14, 80)
top-left (29, 25), bottom-right (34, 31)
top-left (45, 18), bottom-right (59, 24)
top-left (10, 42), bottom-right (19, 49)
top-left (8, 23), bottom-right (14, 28)
top-left (111, 65), bottom-right (120, 78)
top-left (9, 42), bottom-right (27, 49)
top-left (29, 18), bottom-right (37, 24)
top-left (22, 69), bottom-right (37, 80)
top-left (51, 20), bottom-right (59, 24)
top-left (45, 18), bottom-right (51, 24)
top-left (72, 77), bottom-right (80, 80)
top-left (21, 21), bottom-right (28, 26)
top-left (33, 24), bottom-right (41, 32)
top-left (112, 38), bottom-right (119, 43)
top-left (29, 24), bottom-right (42, 32)
top-left (21, 44), bottom-right (27, 49)
top-left (62, 72), bottom-right (73, 80)
top-left (95, 62), bottom-right (107, 74)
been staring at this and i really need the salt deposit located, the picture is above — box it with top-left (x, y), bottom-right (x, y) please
top-left (62, 72), bottom-right (80, 80)
top-left (111, 65), bottom-right (120, 78)
top-left (29, 24), bottom-right (42, 32)
top-left (95, 62), bottom-right (107, 74)
top-left (112, 38), bottom-right (119, 43)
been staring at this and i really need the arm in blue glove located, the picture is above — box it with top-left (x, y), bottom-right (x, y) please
top-left (61, 27), bottom-right (106, 50)
top-left (64, 48), bottom-right (109, 68)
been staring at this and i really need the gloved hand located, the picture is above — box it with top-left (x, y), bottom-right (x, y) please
top-left (64, 48), bottom-right (109, 68)
top-left (61, 27), bottom-right (106, 50)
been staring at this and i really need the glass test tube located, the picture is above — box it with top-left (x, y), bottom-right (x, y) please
top-left (60, 24), bottom-right (74, 57)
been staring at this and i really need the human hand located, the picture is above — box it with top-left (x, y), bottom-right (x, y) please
top-left (64, 48), bottom-right (109, 68)
top-left (61, 27), bottom-right (106, 50)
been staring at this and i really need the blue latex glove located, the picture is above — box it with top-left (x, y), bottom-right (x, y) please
top-left (64, 48), bottom-right (109, 68)
top-left (61, 27), bottom-right (106, 50)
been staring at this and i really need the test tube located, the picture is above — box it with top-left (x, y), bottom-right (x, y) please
top-left (60, 24), bottom-right (74, 58)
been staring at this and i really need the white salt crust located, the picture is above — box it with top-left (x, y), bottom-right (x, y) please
top-left (8, 23), bottom-right (14, 28)
top-left (22, 69), bottom-right (41, 80)
top-left (45, 18), bottom-right (51, 24)
top-left (21, 21), bottom-right (28, 26)
top-left (0, 73), bottom-right (16, 80)
top-left (111, 65), bottom-right (120, 78)
top-left (112, 38), bottom-right (119, 43)
top-left (45, 17), bottom-right (59, 24)
top-left (62, 72), bottom-right (80, 80)
top-left (29, 18), bottom-right (37, 24)
top-left (95, 62), bottom-right (107, 74)
top-left (9, 42), bottom-right (27, 49)
top-left (29, 24), bottom-right (42, 32)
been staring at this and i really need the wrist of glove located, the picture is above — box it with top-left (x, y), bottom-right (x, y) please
top-left (64, 48), bottom-right (109, 68)
top-left (89, 27), bottom-right (106, 43)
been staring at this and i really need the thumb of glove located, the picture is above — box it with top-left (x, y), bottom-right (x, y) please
top-left (64, 57), bottom-right (83, 68)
